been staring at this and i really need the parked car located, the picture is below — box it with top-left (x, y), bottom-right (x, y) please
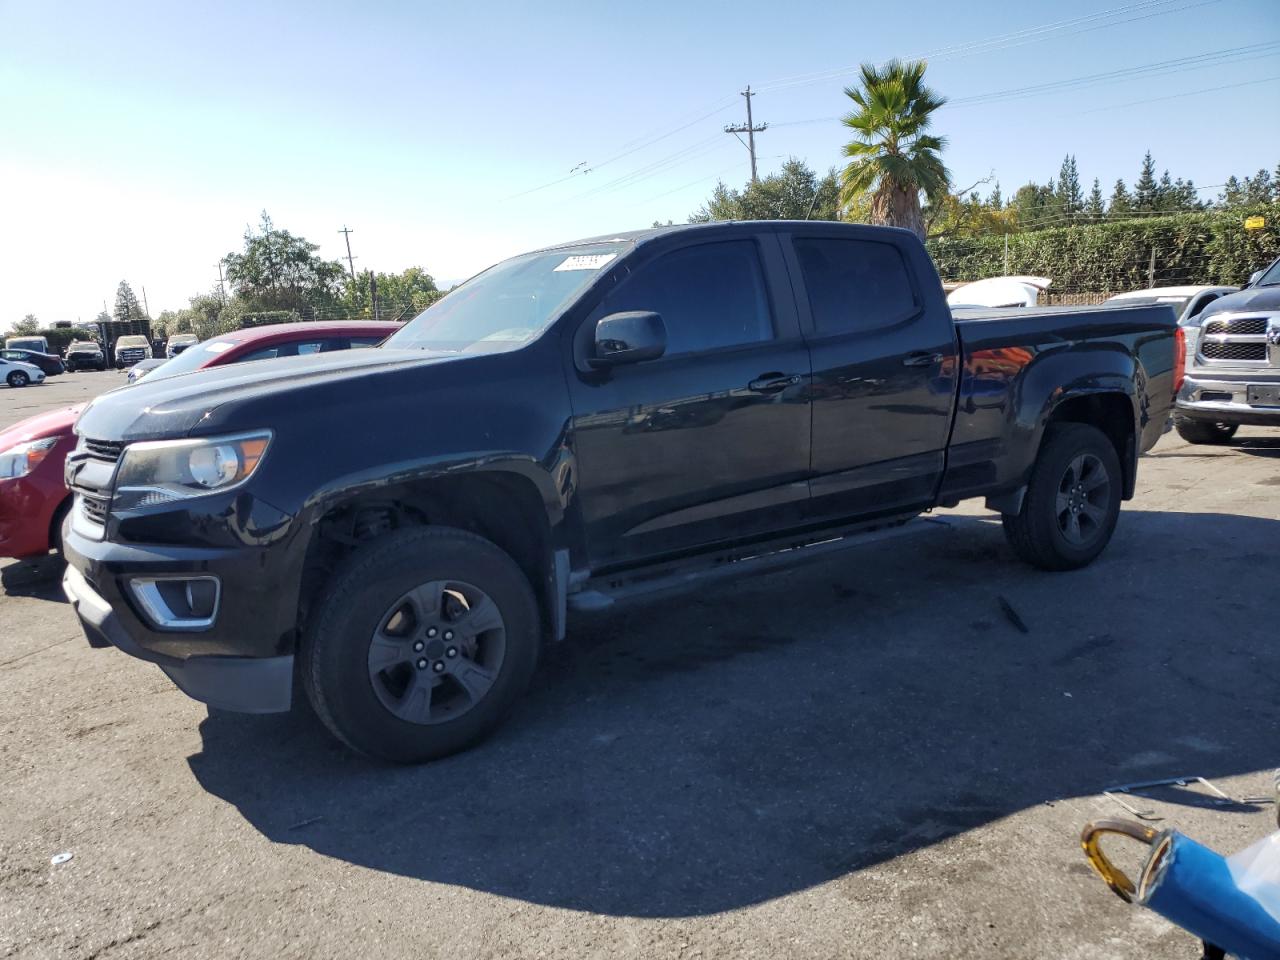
top-left (947, 276), bottom-right (1051, 308)
top-left (58, 222), bottom-right (1180, 764)
top-left (1, 348), bottom-right (65, 376)
top-left (1105, 286), bottom-right (1238, 325)
top-left (0, 356), bottom-right (46, 388)
top-left (4, 335), bottom-right (50, 354)
top-left (165, 334), bottom-right (199, 358)
top-left (112, 335), bottom-right (151, 367)
top-left (64, 340), bottom-right (108, 372)
top-left (0, 321), bottom-right (400, 563)
top-left (1172, 257), bottom-right (1280, 443)
top-left (126, 358), bottom-right (167, 384)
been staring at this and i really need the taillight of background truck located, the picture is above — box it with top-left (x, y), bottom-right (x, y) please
top-left (1173, 326), bottom-right (1186, 396)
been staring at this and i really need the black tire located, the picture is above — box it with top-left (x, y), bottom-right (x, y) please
top-left (300, 526), bottom-right (541, 763)
top-left (7, 371), bottom-right (29, 388)
top-left (1001, 423), bottom-right (1123, 571)
top-left (1174, 416), bottom-right (1237, 445)
top-left (50, 498), bottom-right (72, 563)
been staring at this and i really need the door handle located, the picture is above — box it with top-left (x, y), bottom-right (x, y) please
top-left (747, 373), bottom-right (801, 394)
top-left (902, 351), bottom-right (943, 367)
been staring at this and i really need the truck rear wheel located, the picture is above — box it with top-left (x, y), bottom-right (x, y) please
top-left (1173, 416), bottom-right (1237, 445)
top-left (1001, 423), bottom-right (1122, 571)
top-left (300, 527), bottom-right (541, 763)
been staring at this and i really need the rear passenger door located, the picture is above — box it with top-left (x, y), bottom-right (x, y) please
top-left (782, 228), bottom-right (958, 520)
top-left (566, 233), bottom-right (811, 569)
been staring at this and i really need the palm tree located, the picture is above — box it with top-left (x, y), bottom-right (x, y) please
top-left (839, 60), bottom-right (950, 239)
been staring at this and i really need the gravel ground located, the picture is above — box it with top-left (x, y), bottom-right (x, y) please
top-left (1, 371), bottom-right (1277, 959)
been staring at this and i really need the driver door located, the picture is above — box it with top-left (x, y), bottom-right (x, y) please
top-left (565, 232), bottom-right (812, 570)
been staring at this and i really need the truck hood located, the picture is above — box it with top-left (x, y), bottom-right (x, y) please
top-left (1200, 285), bottom-right (1280, 318)
top-left (75, 348), bottom-right (451, 442)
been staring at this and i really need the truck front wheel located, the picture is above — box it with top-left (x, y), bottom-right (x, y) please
top-left (300, 527), bottom-right (541, 763)
top-left (1001, 423), bottom-right (1122, 571)
top-left (1173, 416), bottom-right (1237, 445)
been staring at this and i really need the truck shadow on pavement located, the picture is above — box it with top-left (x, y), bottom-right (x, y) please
top-left (188, 509), bottom-right (1278, 918)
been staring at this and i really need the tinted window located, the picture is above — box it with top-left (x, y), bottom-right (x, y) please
top-left (593, 240), bottom-right (773, 356)
top-left (794, 237), bottom-right (917, 335)
top-left (350, 336), bottom-right (386, 349)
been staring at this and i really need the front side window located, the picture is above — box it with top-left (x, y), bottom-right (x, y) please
top-left (590, 240), bottom-right (773, 356)
top-left (794, 237), bottom-right (918, 335)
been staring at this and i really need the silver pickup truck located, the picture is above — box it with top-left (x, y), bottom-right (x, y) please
top-left (1175, 256), bottom-right (1280, 443)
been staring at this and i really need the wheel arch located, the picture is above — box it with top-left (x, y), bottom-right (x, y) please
top-left (296, 465), bottom-right (562, 650)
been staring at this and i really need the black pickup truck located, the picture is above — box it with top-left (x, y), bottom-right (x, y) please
top-left (61, 222), bottom-right (1180, 762)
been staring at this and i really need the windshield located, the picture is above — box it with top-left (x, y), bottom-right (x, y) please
top-left (117, 336), bottom-right (148, 348)
top-left (384, 244), bottom-right (626, 353)
top-left (68, 341), bottom-right (100, 351)
top-left (142, 338), bottom-right (236, 381)
top-left (7, 339), bottom-right (45, 352)
top-left (1256, 258), bottom-right (1280, 287)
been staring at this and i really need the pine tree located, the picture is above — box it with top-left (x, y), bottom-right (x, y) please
top-left (1155, 170), bottom-right (1174, 211)
top-left (1134, 151), bottom-right (1159, 211)
top-left (1085, 178), bottom-right (1105, 221)
top-left (1056, 155), bottom-right (1083, 219)
top-left (113, 281), bottom-right (145, 322)
top-left (987, 182), bottom-right (1002, 208)
top-left (1109, 178), bottom-right (1132, 216)
top-left (1220, 176), bottom-right (1243, 207)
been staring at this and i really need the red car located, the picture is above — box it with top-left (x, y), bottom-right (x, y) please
top-left (0, 321), bottom-right (399, 561)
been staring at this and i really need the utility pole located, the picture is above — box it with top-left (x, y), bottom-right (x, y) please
top-left (216, 260), bottom-right (227, 302)
top-left (369, 271), bottom-right (379, 321)
top-left (141, 286), bottom-right (151, 319)
top-left (724, 86), bottom-right (768, 182)
top-left (339, 226), bottom-right (357, 281)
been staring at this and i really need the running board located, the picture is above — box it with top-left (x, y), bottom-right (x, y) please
top-left (568, 516), bottom-right (952, 612)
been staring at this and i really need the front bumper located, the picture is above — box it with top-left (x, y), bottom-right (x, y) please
top-left (61, 526), bottom-right (295, 713)
top-left (1176, 373), bottom-right (1280, 428)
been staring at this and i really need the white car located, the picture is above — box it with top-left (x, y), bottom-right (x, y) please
top-left (1, 356), bottom-right (47, 388)
top-left (948, 275), bottom-right (1052, 309)
top-left (1104, 286), bottom-right (1238, 324)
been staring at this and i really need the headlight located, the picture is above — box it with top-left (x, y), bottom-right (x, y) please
top-left (112, 431), bottom-right (271, 509)
top-left (0, 437), bottom-right (59, 479)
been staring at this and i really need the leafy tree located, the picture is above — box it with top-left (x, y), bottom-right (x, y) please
top-left (924, 187), bottom-right (1016, 239)
top-left (114, 281), bottom-right (146, 322)
top-left (1134, 151), bottom-right (1159, 211)
top-left (337, 267), bottom-right (443, 320)
top-left (12, 314), bottom-right (40, 336)
top-left (1011, 181), bottom-right (1054, 228)
top-left (691, 158), bottom-right (840, 223)
top-left (223, 212), bottom-right (346, 312)
top-left (93, 310), bottom-right (111, 326)
top-left (837, 59), bottom-right (950, 239)
top-left (1085, 179), bottom-right (1105, 221)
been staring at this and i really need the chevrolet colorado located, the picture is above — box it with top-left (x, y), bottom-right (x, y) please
top-left (61, 222), bottom-right (1181, 762)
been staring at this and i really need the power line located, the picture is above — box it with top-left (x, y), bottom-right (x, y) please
top-left (770, 42), bottom-right (1280, 128)
top-left (754, 0), bottom-right (1219, 93)
top-left (1069, 73), bottom-right (1280, 115)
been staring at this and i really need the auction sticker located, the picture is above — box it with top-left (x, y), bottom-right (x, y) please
top-left (553, 254), bottom-right (616, 272)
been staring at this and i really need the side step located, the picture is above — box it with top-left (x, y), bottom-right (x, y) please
top-left (568, 516), bottom-right (953, 612)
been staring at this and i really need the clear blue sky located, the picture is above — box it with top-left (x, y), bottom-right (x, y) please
top-left (2, 0), bottom-right (1278, 328)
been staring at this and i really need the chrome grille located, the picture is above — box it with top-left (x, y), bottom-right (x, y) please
top-left (1201, 341), bottom-right (1267, 362)
top-left (1203, 317), bottom-right (1267, 336)
top-left (1197, 314), bottom-right (1275, 366)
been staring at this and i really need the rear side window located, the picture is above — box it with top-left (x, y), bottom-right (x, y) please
top-left (794, 237), bottom-right (918, 335)
top-left (592, 240), bottom-right (773, 356)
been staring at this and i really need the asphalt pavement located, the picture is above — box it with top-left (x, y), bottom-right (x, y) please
top-left (1, 370), bottom-right (1276, 959)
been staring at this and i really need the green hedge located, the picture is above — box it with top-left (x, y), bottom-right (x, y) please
top-left (927, 204), bottom-right (1279, 292)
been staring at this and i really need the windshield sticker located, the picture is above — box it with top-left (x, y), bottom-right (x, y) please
top-left (553, 254), bottom-right (616, 272)
top-left (204, 341), bottom-right (235, 353)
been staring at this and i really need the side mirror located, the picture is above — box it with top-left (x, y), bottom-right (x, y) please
top-left (1247, 270), bottom-right (1263, 288)
top-left (590, 311), bottom-right (666, 368)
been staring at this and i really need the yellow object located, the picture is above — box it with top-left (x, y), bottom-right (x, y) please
top-left (1244, 216), bottom-right (1265, 230)
top-left (1081, 819), bottom-right (1161, 902)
